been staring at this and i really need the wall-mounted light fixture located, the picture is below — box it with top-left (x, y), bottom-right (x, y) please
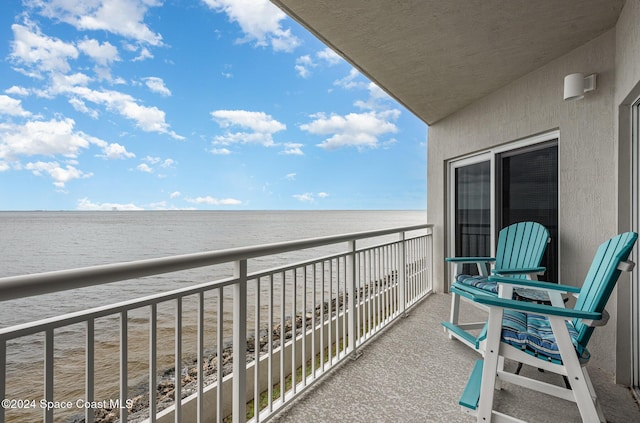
top-left (563, 73), bottom-right (597, 101)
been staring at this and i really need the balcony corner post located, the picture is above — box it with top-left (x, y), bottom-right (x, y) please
top-left (233, 259), bottom-right (248, 423)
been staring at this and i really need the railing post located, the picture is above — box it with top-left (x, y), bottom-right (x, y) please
top-left (86, 319), bottom-right (95, 423)
top-left (233, 259), bottom-right (247, 423)
top-left (44, 328), bottom-right (54, 423)
top-left (346, 240), bottom-right (361, 359)
top-left (120, 311), bottom-right (129, 423)
top-left (149, 304), bottom-right (157, 423)
top-left (398, 231), bottom-right (407, 316)
top-left (428, 228), bottom-right (434, 293)
top-left (175, 299), bottom-right (183, 423)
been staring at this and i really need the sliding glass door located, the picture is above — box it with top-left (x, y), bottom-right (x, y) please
top-left (449, 134), bottom-right (558, 281)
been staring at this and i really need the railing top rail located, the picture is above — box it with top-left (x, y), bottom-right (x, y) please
top-left (0, 223), bottom-right (431, 302)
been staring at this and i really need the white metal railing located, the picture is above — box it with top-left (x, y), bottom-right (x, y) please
top-left (0, 224), bottom-right (432, 423)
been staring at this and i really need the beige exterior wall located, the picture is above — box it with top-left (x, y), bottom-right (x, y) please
top-left (429, 27), bottom-right (617, 290)
top-left (428, 12), bottom-right (638, 376)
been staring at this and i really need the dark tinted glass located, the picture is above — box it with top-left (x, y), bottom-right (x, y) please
top-left (455, 161), bottom-right (491, 275)
top-left (500, 143), bottom-right (558, 281)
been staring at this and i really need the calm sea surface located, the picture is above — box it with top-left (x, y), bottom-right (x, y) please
top-left (0, 210), bottom-right (425, 421)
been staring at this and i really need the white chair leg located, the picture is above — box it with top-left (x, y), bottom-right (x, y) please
top-left (450, 291), bottom-right (461, 323)
top-left (548, 317), bottom-right (601, 423)
top-left (495, 355), bottom-right (505, 390)
top-left (447, 263), bottom-right (462, 339)
top-left (583, 367), bottom-right (606, 422)
top-left (477, 306), bottom-right (504, 422)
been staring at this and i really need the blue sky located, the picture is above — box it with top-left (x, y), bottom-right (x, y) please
top-left (0, 0), bottom-right (427, 211)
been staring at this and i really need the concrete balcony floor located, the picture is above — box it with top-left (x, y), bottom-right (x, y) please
top-left (270, 293), bottom-right (640, 423)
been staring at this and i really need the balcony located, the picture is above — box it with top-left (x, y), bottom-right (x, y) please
top-left (1, 224), bottom-right (638, 423)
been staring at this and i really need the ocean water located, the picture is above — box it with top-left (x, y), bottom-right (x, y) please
top-left (0, 210), bottom-right (425, 323)
top-left (0, 210), bottom-right (425, 421)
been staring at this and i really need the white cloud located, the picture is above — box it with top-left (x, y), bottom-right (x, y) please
top-left (132, 47), bottom-right (153, 61)
top-left (296, 49), bottom-right (342, 78)
top-left (354, 82), bottom-right (395, 110)
top-left (211, 148), bottom-right (231, 155)
top-left (211, 110), bottom-right (286, 132)
top-left (300, 110), bottom-right (400, 151)
top-left (98, 143), bottom-right (135, 159)
top-left (293, 192), bottom-right (314, 202)
top-left (137, 163), bottom-right (153, 173)
top-left (27, 0), bottom-right (164, 46)
top-left (170, 191), bottom-right (181, 199)
top-left (280, 143), bottom-right (304, 155)
top-left (25, 160), bottom-right (92, 187)
top-left (143, 155), bottom-right (161, 164)
top-left (295, 55), bottom-right (315, 78)
top-left (203, 0), bottom-right (300, 52)
top-left (212, 131), bottom-right (276, 146)
top-left (0, 117), bottom-right (108, 159)
top-left (186, 196), bottom-right (242, 206)
top-left (333, 70), bottom-right (394, 110)
top-left (317, 48), bottom-right (342, 66)
top-left (211, 110), bottom-right (285, 147)
top-left (0, 95), bottom-right (31, 117)
top-left (367, 82), bottom-right (390, 100)
top-left (11, 30), bottom-right (182, 139)
top-left (143, 77), bottom-right (171, 96)
top-left (8, 17), bottom-right (181, 142)
top-left (285, 172), bottom-right (296, 180)
top-left (137, 156), bottom-right (174, 173)
top-left (77, 38), bottom-right (120, 66)
top-left (50, 81), bottom-right (183, 139)
top-left (334, 68), bottom-right (364, 90)
top-left (5, 86), bottom-right (30, 96)
top-left (10, 23), bottom-right (79, 76)
top-left (50, 72), bottom-right (92, 91)
top-left (293, 192), bottom-right (329, 202)
top-left (68, 97), bottom-right (99, 118)
top-left (77, 197), bottom-right (144, 211)
top-left (142, 156), bottom-right (174, 167)
top-left (149, 201), bottom-right (167, 209)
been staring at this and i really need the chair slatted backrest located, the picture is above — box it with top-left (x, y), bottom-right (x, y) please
top-left (494, 222), bottom-right (550, 279)
top-left (573, 232), bottom-right (638, 348)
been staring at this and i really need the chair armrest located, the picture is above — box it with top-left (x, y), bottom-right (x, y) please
top-left (488, 275), bottom-right (581, 294)
top-left (492, 266), bottom-right (545, 275)
top-left (445, 257), bottom-right (496, 263)
top-left (471, 293), bottom-right (601, 320)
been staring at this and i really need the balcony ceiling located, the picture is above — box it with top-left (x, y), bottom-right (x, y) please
top-left (271, 0), bottom-right (625, 125)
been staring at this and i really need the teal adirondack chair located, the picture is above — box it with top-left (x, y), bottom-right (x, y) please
top-left (458, 231), bottom-right (637, 422)
top-left (443, 221), bottom-right (550, 350)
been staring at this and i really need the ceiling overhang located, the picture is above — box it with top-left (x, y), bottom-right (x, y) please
top-left (272, 0), bottom-right (625, 125)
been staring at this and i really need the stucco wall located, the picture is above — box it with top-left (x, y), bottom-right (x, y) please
top-left (615, 0), bottom-right (640, 105)
top-left (428, 30), bottom-right (618, 373)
